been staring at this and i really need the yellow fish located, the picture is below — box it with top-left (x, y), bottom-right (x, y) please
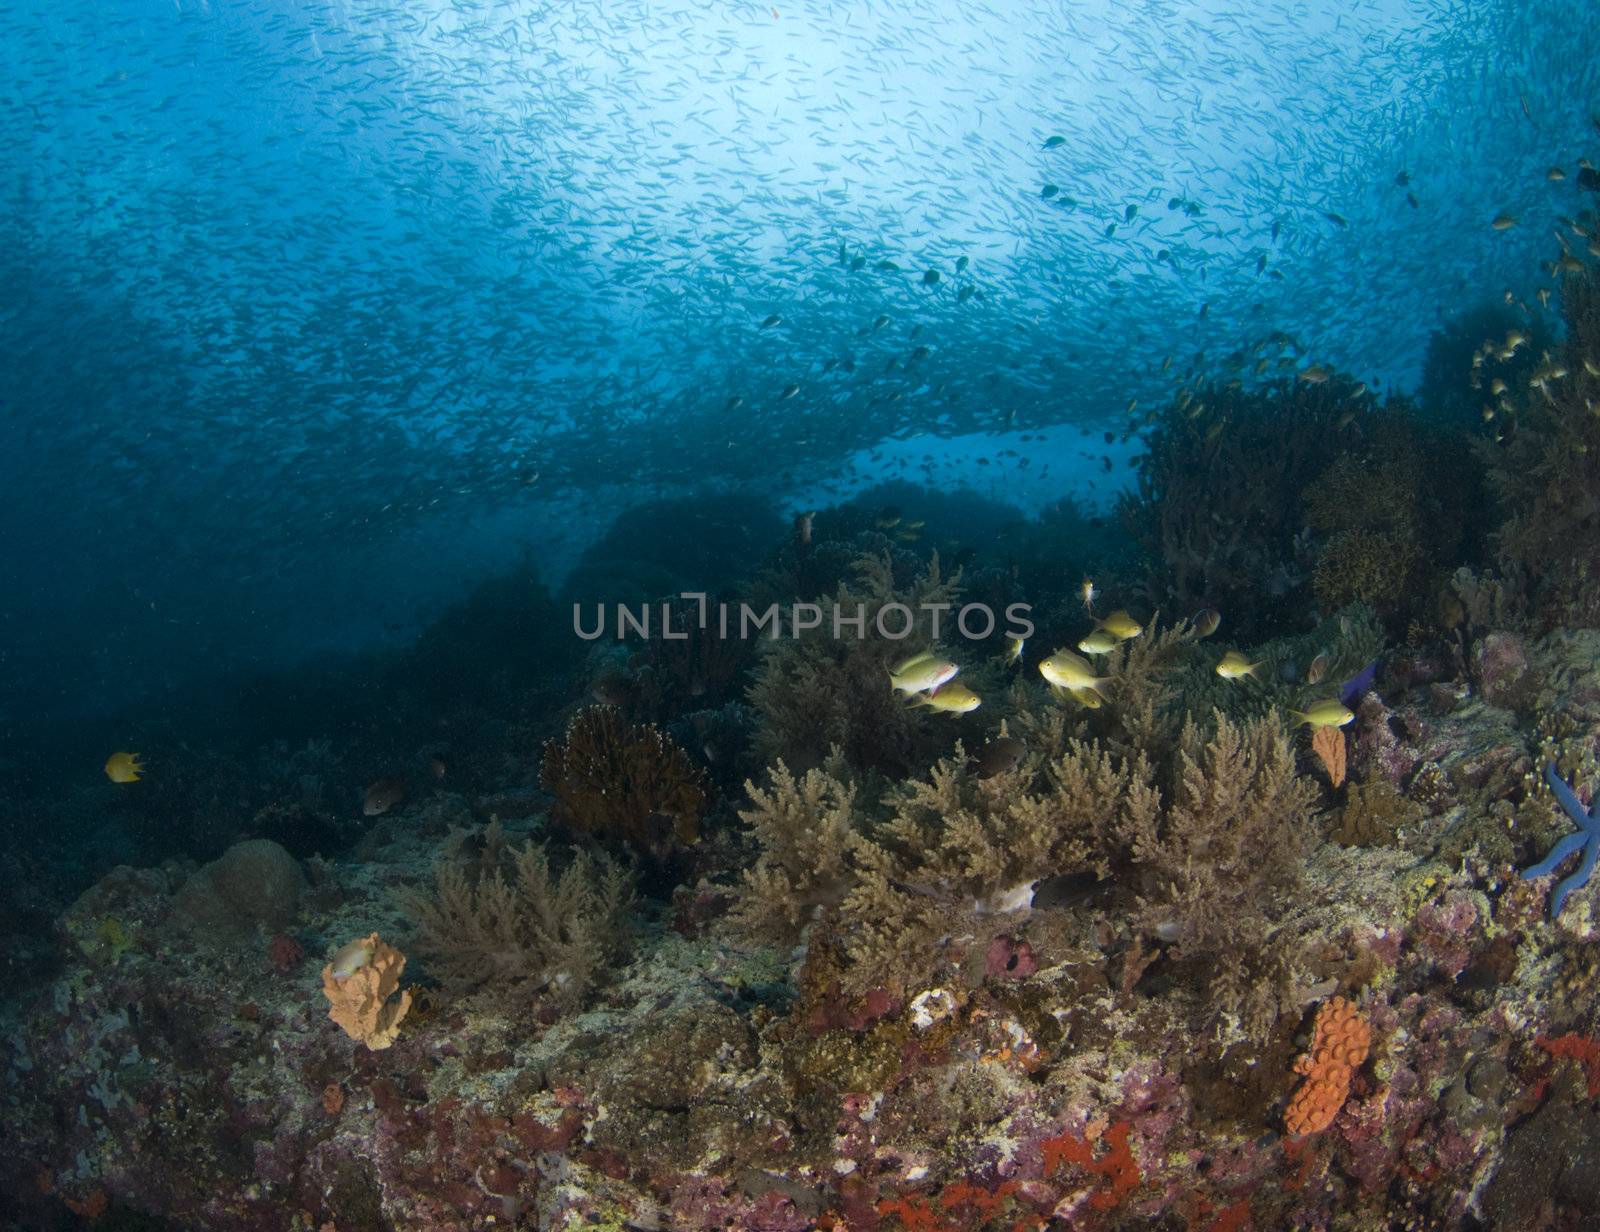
top-left (1077, 627), bottom-right (1120, 655)
top-left (1293, 699), bottom-right (1356, 728)
top-left (328, 936), bottom-right (377, 979)
top-left (1098, 609), bottom-right (1143, 640)
top-left (889, 651), bottom-right (959, 695)
top-left (1039, 650), bottom-right (1109, 694)
top-left (1003, 635), bottom-right (1026, 666)
top-left (1192, 608), bottom-right (1221, 638)
top-left (1215, 650), bottom-right (1261, 680)
top-left (1491, 212), bottom-right (1518, 231)
top-left (912, 681), bottom-right (982, 714)
top-left (105, 751), bottom-right (144, 783)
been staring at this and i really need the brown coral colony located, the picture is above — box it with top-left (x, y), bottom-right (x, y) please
top-left (540, 704), bottom-right (708, 852)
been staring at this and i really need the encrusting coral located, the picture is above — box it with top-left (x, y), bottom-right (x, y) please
top-left (540, 704), bottom-right (708, 854)
top-left (1284, 995), bottom-right (1372, 1135)
top-left (396, 837), bottom-right (634, 1008)
top-left (321, 932), bottom-right (413, 1050)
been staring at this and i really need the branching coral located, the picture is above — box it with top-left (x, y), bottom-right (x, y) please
top-left (746, 551), bottom-right (963, 776)
top-left (1121, 710), bottom-right (1320, 1035)
top-left (321, 932), bottom-right (413, 1050)
top-left (396, 838), bottom-right (634, 1008)
top-left (734, 691), bottom-right (1317, 1035)
top-left (1311, 529), bottom-right (1420, 614)
top-left (730, 752), bottom-right (861, 942)
top-left (835, 737), bottom-right (1151, 990)
top-left (540, 705), bottom-right (708, 854)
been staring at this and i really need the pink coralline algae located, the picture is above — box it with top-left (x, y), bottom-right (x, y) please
top-left (1351, 693), bottom-right (1421, 787)
top-left (1472, 632), bottom-right (1537, 710)
top-left (1413, 893), bottom-right (1480, 979)
top-left (985, 935), bottom-right (1037, 979)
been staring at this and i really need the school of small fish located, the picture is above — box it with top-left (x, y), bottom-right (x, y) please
top-left (5, 0), bottom-right (1598, 724)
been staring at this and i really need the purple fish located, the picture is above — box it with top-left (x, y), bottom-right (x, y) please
top-left (1339, 659), bottom-right (1379, 707)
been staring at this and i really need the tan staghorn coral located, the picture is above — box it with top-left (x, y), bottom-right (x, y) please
top-left (732, 704), bottom-right (1317, 1035)
top-left (540, 705), bottom-right (708, 855)
top-left (321, 932), bottom-right (413, 1050)
top-left (396, 836), bottom-right (634, 1008)
top-left (836, 735), bottom-right (1148, 992)
top-left (1119, 710), bottom-right (1320, 1036)
top-left (730, 750), bottom-right (861, 942)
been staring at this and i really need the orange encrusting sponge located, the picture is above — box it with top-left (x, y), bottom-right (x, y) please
top-left (1285, 996), bottom-right (1371, 1136)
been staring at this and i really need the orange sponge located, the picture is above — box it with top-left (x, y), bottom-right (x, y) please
top-left (1285, 996), bottom-right (1370, 1136)
top-left (321, 932), bottom-right (413, 1050)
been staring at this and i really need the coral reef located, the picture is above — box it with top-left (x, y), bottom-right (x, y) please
top-left (11, 327), bottom-right (1600, 1231)
top-left (8, 558), bottom-right (1600, 1232)
top-left (539, 704), bottom-right (708, 855)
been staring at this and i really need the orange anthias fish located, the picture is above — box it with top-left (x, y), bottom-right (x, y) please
top-left (105, 751), bottom-right (144, 783)
top-left (363, 777), bottom-right (407, 817)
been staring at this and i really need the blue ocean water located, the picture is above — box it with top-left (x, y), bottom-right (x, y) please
top-left (3, 0), bottom-right (1595, 725)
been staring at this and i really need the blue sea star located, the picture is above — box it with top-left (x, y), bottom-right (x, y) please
top-left (1521, 764), bottom-right (1600, 918)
